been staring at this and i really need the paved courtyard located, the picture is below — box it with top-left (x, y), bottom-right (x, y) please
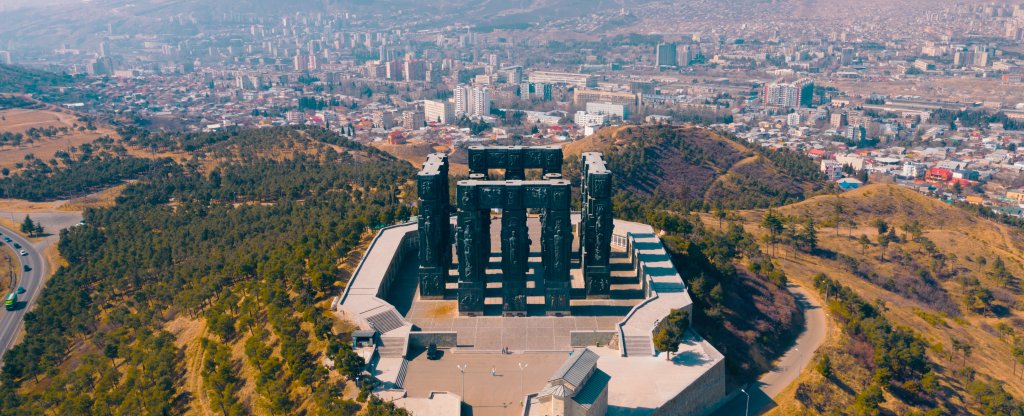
top-left (403, 350), bottom-right (570, 416)
top-left (408, 304), bottom-right (622, 350)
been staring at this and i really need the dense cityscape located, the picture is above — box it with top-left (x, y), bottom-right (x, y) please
top-left (3, 1), bottom-right (1024, 211)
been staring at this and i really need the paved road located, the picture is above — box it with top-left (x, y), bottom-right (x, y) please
top-left (711, 283), bottom-right (828, 416)
top-left (0, 225), bottom-right (48, 361)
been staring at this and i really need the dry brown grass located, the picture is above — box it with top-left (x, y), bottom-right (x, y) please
top-left (371, 140), bottom-right (469, 175)
top-left (0, 217), bottom-right (30, 239)
top-left (562, 125), bottom-right (628, 156)
top-left (0, 243), bottom-right (17, 292)
top-left (59, 183), bottom-right (128, 211)
top-left (40, 239), bottom-right (66, 274)
top-left (729, 183), bottom-right (1024, 405)
top-left (166, 315), bottom-right (214, 416)
top-left (230, 330), bottom-right (265, 415)
top-left (0, 199), bottom-right (67, 214)
top-left (426, 302), bottom-right (456, 318)
top-left (122, 146), bottom-right (191, 164)
top-left (0, 109), bottom-right (119, 173)
top-left (0, 109), bottom-right (64, 133)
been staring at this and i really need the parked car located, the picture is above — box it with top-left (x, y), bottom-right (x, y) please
top-left (22, 264), bottom-right (30, 272)
top-left (19, 250), bottom-right (27, 256)
top-left (426, 343), bottom-right (442, 360)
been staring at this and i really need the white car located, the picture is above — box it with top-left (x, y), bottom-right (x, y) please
top-left (19, 250), bottom-right (27, 256)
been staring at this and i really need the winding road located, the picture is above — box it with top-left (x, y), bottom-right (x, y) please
top-left (0, 210), bottom-right (82, 360)
top-left (711, 283), bottom-right (828, 416)
top-left (0, 224), bottom-right (48, 360)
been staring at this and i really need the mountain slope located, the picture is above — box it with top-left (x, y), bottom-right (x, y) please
top-left (727, 183), bottom-right (1024, 414)
top-left (566, 125), bottom-right (828, 210)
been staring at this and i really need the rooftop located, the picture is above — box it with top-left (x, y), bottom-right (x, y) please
top-left (549, 348), bottom-right (599, 388)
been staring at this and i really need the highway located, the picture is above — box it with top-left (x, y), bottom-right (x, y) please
top-left (0, 224), bottom-right (49, 361)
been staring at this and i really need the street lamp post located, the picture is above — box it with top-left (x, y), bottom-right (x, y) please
top-left (457, 364), bottom-right (468, 402)
top-left (740, 388), bottom-right (750, 416)
top-left (518, 362), bottom-right (528, 405)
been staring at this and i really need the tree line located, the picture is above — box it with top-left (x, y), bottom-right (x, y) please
top-left (0, 148), bottom-right (174, 201)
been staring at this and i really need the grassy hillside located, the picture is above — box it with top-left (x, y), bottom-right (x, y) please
top-left (724, 183), bottom-right (1024, 414)
top-left (566, 125), bottom-right (829, 211)
top-left (372, 141), bottom-right (469, 176)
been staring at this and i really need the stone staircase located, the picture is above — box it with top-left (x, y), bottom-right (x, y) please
top-left (614, 229), bottom-right (695, 358)
top-left (623, 335), bottom-right (654, 357)
top-left (366, 309), bottom-right (405, 334)
top-left (377, 336), bottom-right (408, 358)
top-left (394, 359), bottom-right (409, 388)
top-left (609, 249), bottom-right (643, 299)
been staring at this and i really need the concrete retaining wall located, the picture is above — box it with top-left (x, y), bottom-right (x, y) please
top-left (408, 331), bottom-right (458, 349)
top-left (652, 357), bottom-right (726, 416)
top-left (570, 330), bottom-right (618, 349)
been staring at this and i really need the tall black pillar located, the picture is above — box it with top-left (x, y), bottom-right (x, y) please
top-left (501, 183), bottom-right (529, 315)
top-left (456, 183), bottom-right (486, 315)
top-left (543, 180), bottom-right (572, 315)
top-left (581, 153), bottom-right (613, 298)
top-left (417, 154), bottom-right (450, 299)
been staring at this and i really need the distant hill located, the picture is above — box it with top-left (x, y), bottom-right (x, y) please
top-left (0, 0), bottom-right (644, 50)
top-left (0, 65), bottom-right (70, 94)
top-left (566, 125), bottom-right (828, 210)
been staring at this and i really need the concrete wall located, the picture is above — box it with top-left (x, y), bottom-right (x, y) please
top-left (652, 357), bottom-right (726, 416)
top-left (570, 330), bottom-right (618, 349)
top-left (376, 230), bottom-right (418, 299)
top-left (408, 331), bottom-right (458, 349)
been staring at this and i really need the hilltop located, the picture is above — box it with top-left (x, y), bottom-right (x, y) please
top-left (371, 141), bottom-right (470, 176)
top-left (721, 183), bottom-right (1024, 414)
top-left (566, 125), bottom-right (828, 210)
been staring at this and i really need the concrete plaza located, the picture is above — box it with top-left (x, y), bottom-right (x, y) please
top-left (403, 349), bottom-right (571, 416)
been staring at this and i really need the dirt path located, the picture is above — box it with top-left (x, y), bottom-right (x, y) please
top-left (166, 316), bottom-right (212, 416)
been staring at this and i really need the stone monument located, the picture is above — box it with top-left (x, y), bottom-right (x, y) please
top-left (416, 154), bottom-right (452, 299)
top-left (417, 147), bottom-right (611, 316)
top-left (580, 153), bottom-right (613, 298)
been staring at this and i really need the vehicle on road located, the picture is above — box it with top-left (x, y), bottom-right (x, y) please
top-left (2, 236), bottom-right (10, 243)
top-left (22, 264), bottom-right (30, 272)
top-left (16, 287), bottom-right (24, 294)
top-left (12, 243), bottom-right (20, 249)
top-left (18, 250), bottom-right (27, 256)
top-left (4, 292), bottom-right (16, 311)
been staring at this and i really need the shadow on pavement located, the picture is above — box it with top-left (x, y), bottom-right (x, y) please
top-left (710, 382), bottom-right (776, 416)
